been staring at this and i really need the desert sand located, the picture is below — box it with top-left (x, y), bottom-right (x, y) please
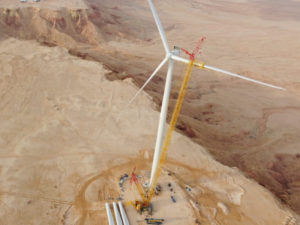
top-left (0, 0), bottom-right (300, 224)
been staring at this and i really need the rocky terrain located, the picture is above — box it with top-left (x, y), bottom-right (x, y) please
top-left (0, 0), bottom-right (300, 221)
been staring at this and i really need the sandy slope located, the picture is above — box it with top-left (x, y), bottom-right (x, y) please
top-left (0, 38), bottom-right (298, 225)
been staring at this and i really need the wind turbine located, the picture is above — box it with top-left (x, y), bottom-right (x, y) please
top-left (129, 0), bottom-right (285, 193)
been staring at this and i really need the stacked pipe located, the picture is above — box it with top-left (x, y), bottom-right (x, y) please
top-left (105, 202), bottom-right (130, 225)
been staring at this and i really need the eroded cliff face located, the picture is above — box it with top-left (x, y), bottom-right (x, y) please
top-left (0, 7), bottom-right (99, 47)
top-left (0, 1), bottom-right (153, 48)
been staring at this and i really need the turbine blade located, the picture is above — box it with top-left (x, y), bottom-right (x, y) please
top-left (204, 65), bottom-right (285, 90)
top-left (147, 0), bottom-right (170, 54)
top-left (171, 55), bottom-right (285, 90)
top-left (127, 56), bottom-right (169, 106)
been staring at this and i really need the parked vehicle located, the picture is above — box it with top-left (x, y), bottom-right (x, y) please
top-left (145, 218), bottom-right (164, 225)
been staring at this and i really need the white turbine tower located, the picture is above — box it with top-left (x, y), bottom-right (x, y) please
top-left (129, 0), bottom-right (285, 189)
